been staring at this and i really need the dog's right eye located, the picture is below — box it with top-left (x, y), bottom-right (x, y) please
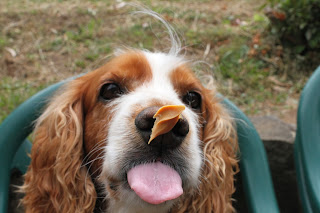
top-left (183, 91), bottom-right (201, 110)
top-left (99, 83), bottom-right (124, 101)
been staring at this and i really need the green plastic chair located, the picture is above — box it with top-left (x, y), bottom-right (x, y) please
top-left (0, 79), bottom-right (280, 213)
top-left (294, 66), bottom-right (320, 213)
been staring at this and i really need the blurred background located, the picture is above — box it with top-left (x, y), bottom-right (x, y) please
top-left (0, 0), bottom-right (319, 124)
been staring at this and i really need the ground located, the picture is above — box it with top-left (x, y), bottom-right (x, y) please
top-left (0, 0), bottom-right (318, 124)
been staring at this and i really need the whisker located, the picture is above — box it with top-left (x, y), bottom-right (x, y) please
top-left (82, 155), bottom-right (105, 168)
top-left (84, 151), bottom-right (105, 187)
top-left (82, 139), bottom-right (106, 164)
top-left (90, 164), bottom-right (104, 178)
top-left (82, 139), bottom-right (106, 159)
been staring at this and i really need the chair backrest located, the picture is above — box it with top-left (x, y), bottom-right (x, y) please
top-left (294, 66), bottom-right (320, 213)
top-left (0, 79), bottom-right (279, 213)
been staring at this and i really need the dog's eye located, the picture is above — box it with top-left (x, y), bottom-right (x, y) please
top-left (99, 83), bottom-right (123, 101)
top-left (183, 91), bottom-right (201, 109)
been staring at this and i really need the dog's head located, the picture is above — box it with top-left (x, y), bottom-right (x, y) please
top-left (22, 50), bottom-right (238, 213)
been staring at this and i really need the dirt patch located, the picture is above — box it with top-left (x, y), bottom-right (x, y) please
top-left (1, 0), bottom-right (311, 125)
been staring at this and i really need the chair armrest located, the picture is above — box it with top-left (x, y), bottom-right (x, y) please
top-left (11, 139), bottom-right (32, 174)
top-left (294, 66), bottom-right (320, 213)
top-left (0, 81), bottom-right (64, 213)
top-left (222, 98), bottom-right (280, 213)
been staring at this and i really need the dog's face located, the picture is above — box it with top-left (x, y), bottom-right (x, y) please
top-left (82, 51), bottom-right (206, 210)
top-left (23, 50), bottom-right (237, 213)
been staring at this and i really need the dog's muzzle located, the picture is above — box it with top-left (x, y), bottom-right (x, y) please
top-left (135, 106), bottom-right (189, 149)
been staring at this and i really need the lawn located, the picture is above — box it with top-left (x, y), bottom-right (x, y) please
top-left (0, 0), bottom-right (317, 123)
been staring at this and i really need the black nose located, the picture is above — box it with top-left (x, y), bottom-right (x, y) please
top-left (135, 106), bottom-right (189, 149)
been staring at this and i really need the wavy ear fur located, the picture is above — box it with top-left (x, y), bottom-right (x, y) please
top-left (175, 88), bottom-right (239, 213)
top-left (21, 80), bottom-right (96, 213)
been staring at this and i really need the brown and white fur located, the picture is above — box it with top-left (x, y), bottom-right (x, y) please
top-left (21, 11), bottom-right (238, 213)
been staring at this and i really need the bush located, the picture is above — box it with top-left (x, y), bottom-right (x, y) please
top-left (265, 0), bottom-right (320, 53)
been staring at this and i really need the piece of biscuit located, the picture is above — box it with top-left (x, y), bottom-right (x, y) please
top-left (148, 105), bottom-right (185, 144)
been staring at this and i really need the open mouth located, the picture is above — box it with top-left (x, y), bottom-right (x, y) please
top-left (127, 161), bottom-right (183, 205)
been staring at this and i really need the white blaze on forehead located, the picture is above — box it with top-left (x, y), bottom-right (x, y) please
top-left (143, 51), bottom-right (185, 83)
top-left (137, 51), bottom-right (187, 103)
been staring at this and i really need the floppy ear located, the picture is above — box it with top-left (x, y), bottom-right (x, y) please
top-left (199, 89), bottom-right (238, 213)
top-left (177, 88), bottom-right (238, 213)
top-left (22, 80), bottom-right (97, 213)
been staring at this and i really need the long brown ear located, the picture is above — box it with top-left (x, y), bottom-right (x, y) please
top-left (199, 90), bottom-right (239, 213)
top-left (22, 80), bottom-right (97, 213)
top-left (177, 88), bottom-right (239, 213)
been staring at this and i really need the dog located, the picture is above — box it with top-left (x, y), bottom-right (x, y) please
top-left (21, 11), bottom-right (238, 213)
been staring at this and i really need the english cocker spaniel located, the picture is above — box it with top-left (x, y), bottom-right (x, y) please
top-left (22, 13), bottom-right (238, 213)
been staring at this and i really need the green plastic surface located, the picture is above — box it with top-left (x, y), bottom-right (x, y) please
top-left (222, 98), bottom-right (280, 213)
top-left (0, 81), bottom-right (65, 213)
top-left (294, 66), bottom-right (320, 213)
top-left (11, 139), bottom-right (32, 174)
top-left (0, 78), bottom-right (279, 213)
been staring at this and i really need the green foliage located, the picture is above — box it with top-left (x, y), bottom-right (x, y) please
top-left (75, 60), bottom-right (86, 68)
top-left (66, 19), bottom-right (100, 42)
top-left (266, 0), bottom-right (320, 52)
top-left (0, 78), bottom-right (48, 123)
top-left (0, 36), bottom-right (8, 51)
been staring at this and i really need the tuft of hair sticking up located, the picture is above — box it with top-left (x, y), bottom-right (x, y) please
top-left (129, 4), bottom-right (182, 56)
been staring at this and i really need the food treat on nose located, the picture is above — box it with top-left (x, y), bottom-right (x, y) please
top-left (148, 105), bottom-right (185, 144)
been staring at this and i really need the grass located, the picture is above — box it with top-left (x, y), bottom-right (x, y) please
top-left (0, 78), bottom-right (49, 123)
top-left (0, 0), bottom-right (316, 123)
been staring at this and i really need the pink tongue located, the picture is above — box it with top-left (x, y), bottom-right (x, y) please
top-left (127, 162), bottom-right (183, 205)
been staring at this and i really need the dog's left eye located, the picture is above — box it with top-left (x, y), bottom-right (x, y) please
top-left (183, 91), bottom-right (201, 110)
top-left (99, 83), bottom-right (124, 101)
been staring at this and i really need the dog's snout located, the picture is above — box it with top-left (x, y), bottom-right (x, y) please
top-left (172, 117), bottom-right (189, 137)
top-left (135, 106), bottom-right (189, 149)
top-left (135, 106), bottom-right (158, 131)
